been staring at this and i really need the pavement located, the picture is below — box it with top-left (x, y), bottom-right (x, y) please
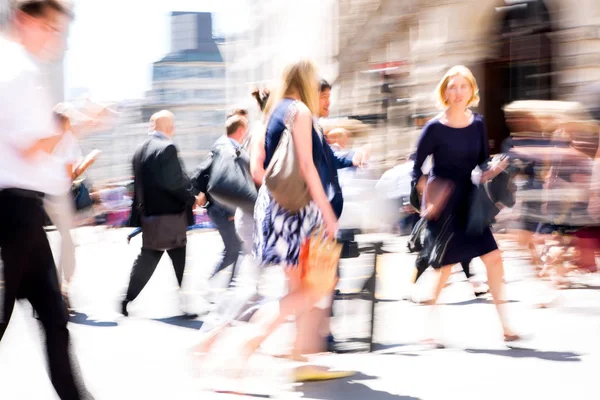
top-left (0, 227), bottom-right (599, 399)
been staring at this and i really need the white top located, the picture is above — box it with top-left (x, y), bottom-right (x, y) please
top-left (0, 37), bottom-right (66, 196)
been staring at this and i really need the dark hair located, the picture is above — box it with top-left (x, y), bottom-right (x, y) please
top-left (17, 0), bottom-right (74, 18)
top-left (320, 79), bottom-right (332, 93)
top-left (226, 115), bottom-right (247, 136)
top-left (251, 88), bottom-right (270, 112)
top-left (227, 108), bottom-right (248, 120)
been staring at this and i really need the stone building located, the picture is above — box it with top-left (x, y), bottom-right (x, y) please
top-left (336, 0), bottom-right (600, 161)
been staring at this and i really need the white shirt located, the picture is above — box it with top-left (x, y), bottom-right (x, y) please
top-left (0, 37), bottom-right (65, 195)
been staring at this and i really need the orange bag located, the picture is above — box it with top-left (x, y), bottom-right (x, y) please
top-left (298, 227), bottom-right (341, 295)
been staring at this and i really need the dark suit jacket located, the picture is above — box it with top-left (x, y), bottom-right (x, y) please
top-left (129, 134), bottom-right (196, 228)
top-left (190, 135), bottom-right (239, 220)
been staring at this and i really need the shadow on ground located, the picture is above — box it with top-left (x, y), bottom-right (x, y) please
top-left (69, 312), bottom-right (118, 327)
top-left (297, 371), bottom-right (421, 400)
top-left (465, 348), bottom-right (581, 362)
top-left (445, 298), bottom-right (519, 306)
top-left (154, 315), bottom-right (204, 330)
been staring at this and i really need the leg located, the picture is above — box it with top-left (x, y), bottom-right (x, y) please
top-left (461, 260), bottom-right (473, 279)
top-left (242, 267), bottom-right (324, 361)
top-left (1, 194), bottom-right (91, 399)
top-left (44, 194), bottom-right (77, 286)
top-left (166, 246), bottom-right (196, 316)
top-left (26, 231), bottom-right (91, 400)
top-left (209, 211), bottom-right (242, 284)
top-left (430, 265), bottom-right (453, 305)
top-left (166, 246), bottom-right (186, 288)
top-left (125, 248), bottom-right (163, 303)
top-left (0, 242), bottom-right (25, 342)
top-left (480, 249), bottom-right (515, 337)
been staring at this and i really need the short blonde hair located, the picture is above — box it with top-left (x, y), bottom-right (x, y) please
top-left (435, 65), bottom-right (480, 109)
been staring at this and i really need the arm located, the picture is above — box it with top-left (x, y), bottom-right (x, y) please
top-left (292, 104), bottom-right (338, 235)
top-left (21, 133), bottom-right (65, 159)
top-left (412, 123), bottom-right (436, 195)
top-left (190, 154), bottom-right (212, 196)
top-left (478, 118), bottom-right (508, 183)
top-left (330, 147), bottom-right (356, 169)
top-left (158, 144), bottom-right (195, 206)
top-left (250, 126), bottom-right (266, 185)
top-left (72, 149), bottom-right (101, 180)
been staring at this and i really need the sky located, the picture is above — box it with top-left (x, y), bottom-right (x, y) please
top-left (64, 0), bottom-right (249, 101)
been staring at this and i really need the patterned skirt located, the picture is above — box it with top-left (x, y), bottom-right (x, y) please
top-left (253, 185), bottom-right (321, 268)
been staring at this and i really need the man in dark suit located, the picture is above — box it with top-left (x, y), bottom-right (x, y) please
top-left (121, 110), bottom-right (196, 317)
top-left (193, 115), bottom-right (248, 288)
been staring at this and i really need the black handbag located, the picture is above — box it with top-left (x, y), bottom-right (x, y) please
top-left (466, 183), bottom-right (499, 236)
top-left (134, 142), bottom-right (187, 251)
top-left (205, 140), bottom-right (257, 213)
top-left (72, 179), bottom-right (93, 211)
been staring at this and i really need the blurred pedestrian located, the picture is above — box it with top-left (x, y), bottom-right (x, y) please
top-left (192, 90), bottom-right (270, 359)
top-left (0, 1), bottom-right (94, 398)
top-left (192, 114), bottom-right (249, 288)
top-left (44, 104), bottom-right (101, 310)
top-left (412, 65), bottom-right (520, 344)
top-left (241, 59), bottom-right (352, 370)
top-left (121, 110), bottom-right (197, 317)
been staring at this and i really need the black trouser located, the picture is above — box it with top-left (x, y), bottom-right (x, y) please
top-left (0, 191), bottom-right (91, 400)
top-left (207, 206), bottom-right (242, 287)
top-left (125, 246), bottom-right (186, 302)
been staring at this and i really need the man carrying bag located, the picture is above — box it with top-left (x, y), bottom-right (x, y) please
top-left (192, 114), bottom-right (256, 288)
top-left (121, 110), bottom-right (196, 317)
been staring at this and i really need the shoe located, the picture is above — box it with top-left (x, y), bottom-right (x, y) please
top-left (121, 300), bottom-right (129, 317)
top-left (326, 335), bottom-right (337, 353)
top-left (293, 366), bottom-right (356, 382)
top-left (181, 312), bottom-right (198, 319)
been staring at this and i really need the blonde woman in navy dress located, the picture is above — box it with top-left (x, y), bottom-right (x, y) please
top-left (412, 66), bottom-right (520, 342)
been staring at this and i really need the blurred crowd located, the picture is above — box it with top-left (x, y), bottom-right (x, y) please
top-left (1, 1), bottom-right (600, 399)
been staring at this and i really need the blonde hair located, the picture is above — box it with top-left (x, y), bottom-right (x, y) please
top-left (264, 58), bottom-right (320, 117)
top-left (435, 65), bottom-right (480, 109)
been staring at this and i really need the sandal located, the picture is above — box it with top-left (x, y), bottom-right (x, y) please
top-left (294, 366), bottom-right (356, 382)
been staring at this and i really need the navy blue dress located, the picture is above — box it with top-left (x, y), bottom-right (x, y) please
top-left (412, 114), bottom-right (498, 267)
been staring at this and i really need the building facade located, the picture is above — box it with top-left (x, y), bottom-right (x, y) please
top-left (225, 0), bottom-right (340, 114)
top-left (81, 12), bottom-right (227, 183)
top-left (228, 0), bottom-right (600, 170)
top-left (143, 12), bottom-right (227, 172)
top-left (336, 0), bottom-right (600, 159)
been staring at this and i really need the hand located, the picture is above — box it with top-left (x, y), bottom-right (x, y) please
top-left (352, 145), bottom-right (370, 168)
top-left (482, 156), bottom-right (510, 182)
top-left (195, 193), bottom-right (207, 207)
top-left (323, 213), bottom-right (339, 239)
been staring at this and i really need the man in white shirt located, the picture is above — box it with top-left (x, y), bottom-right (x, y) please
top-left (0, 2), bottom-right (93, 399)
